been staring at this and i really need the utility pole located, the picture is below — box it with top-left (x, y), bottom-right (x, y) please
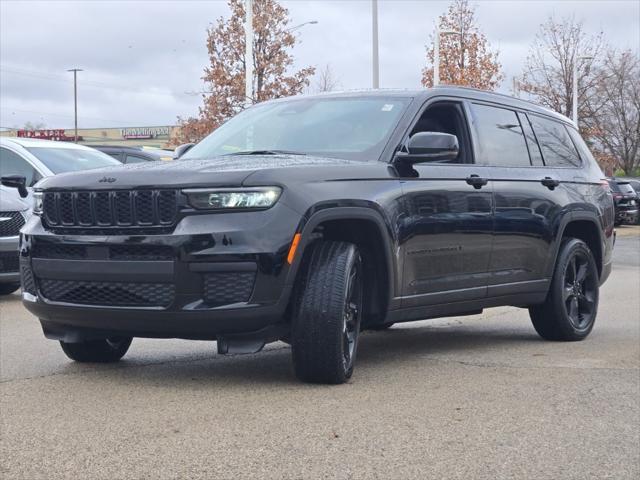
top-left (245, 0), bottom-right (253, 107)
top-left (67, 68), bottom-right (82, 142)
top-left (371, 0), bottom-right (379, 89)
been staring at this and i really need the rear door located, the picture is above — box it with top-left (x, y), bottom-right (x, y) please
top-left (399, 99), bottom-right (493, 307)
top-left (469, 103), bottom-right (577, 295)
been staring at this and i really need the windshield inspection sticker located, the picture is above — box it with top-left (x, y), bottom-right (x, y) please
top-left (381, 104), bottom-right (394, 112)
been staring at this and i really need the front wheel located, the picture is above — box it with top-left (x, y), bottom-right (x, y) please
top-left (60, 337), bottom-right (133, 363)
top-left (291, 241), bottom-right (363, 384)
top-left (529, 238), bottom-right (599, 341)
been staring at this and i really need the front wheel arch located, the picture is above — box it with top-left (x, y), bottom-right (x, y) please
top-left (287, 207), bottom-right (397, 327)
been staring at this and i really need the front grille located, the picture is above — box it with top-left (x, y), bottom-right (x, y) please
top-left (0, 211), bottom-right (25, 237)
top-left (32, 243), bottom-right (174, 261)
top-left (42, 190), bottom-right (178, 232)
top-left (203, 272), bottom-right (255, 305)
top-left (39, 279), bottom-right (174, 307)
top-left (0, 251), bottom-right (19, 273)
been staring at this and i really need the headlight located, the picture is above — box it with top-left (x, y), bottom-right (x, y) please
top-left (33, 191), bottom-right (43, 215)
top-left (183, 187), bottom-right (282, 210)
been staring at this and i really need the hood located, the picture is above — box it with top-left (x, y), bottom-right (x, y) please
top-left (35, 154), bottom-right (368, 190)
top-left (0, 186), bottom-right (30, 212)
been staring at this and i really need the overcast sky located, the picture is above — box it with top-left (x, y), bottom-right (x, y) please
top-left (1, 0), bottom-right (638, 130)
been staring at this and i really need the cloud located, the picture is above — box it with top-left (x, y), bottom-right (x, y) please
top-left (1, 0), bottom-right (638, 129)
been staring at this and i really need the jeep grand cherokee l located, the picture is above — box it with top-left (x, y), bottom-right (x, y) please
top-left (4, 87), bottom-right (614, 384)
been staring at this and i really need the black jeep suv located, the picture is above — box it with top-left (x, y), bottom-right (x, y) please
top-left (9, 87), bottom-right (615, 384)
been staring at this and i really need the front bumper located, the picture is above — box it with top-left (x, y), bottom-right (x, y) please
top-left (0, 235), bottom-right (20, 284)
top-left (20, 204), bottom-right (302, 341)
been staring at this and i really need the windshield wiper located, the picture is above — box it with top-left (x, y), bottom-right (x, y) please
top-left (224, 150), bottom-right (307, 156)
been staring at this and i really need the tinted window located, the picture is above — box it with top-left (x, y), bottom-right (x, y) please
top-left (618, 183), bottom-right (635, 194)
top-left (566, 127), bottom-right (595, 166)
top-left (0, 147), bottom-right (40, 186)
top-left (410, 103), bottom-right (470, 164)
top-left (529, 115), bottom-right (581, 167)
top-left (471, 104), bottom-right (530, 167)
top-left (125, 154), bottom-right (148, 164)
top-left (607, 181), bottom-right (621, 193)
top-left (518, 112), bottom-right (544, 166)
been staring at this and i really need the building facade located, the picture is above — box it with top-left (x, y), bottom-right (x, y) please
top-left (0, 125), bottom-right (182, 149)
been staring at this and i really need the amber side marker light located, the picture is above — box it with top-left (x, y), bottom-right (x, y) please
top-left (287, 233), bottom-right (302, 264)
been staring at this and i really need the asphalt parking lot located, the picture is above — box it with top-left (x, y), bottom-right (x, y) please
top-left (1, 228), bottom-right (639, 480)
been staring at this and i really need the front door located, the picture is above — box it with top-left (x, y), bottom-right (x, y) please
top-left (399, 101), bottom-right (493, 307)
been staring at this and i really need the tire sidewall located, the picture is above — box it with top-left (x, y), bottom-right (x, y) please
top-left (551, 239), bottom-right (599, 339)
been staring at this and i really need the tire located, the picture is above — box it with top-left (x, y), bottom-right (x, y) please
top-left (60, 337), bottom-right (133, 363)
top-left (0, 283), bottom-right (20, 296)
top-left (529, 238), bottom-right (599, 341)
top-left (291, 241), bottom-right (363, 384)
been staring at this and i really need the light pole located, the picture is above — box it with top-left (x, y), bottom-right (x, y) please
top-left (572, 55), bottom-right (594, 125)
top-left (244, 0), bottom-right (253, 107)
top-left (67, 68), bottom-right (82, 142)
top-left (372, 0), bottom-right (379, 89)
top-left (287, 20), bottom-right (318, 33)
top-left (433, 27), bottom-right (461, 87)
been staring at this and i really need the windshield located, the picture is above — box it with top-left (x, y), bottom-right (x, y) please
top-left (27, 147), bottom-right (121, 174)
top-left (183, 96), bottom-right (411, 162)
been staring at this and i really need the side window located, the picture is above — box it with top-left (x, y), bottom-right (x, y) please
top-left (518, 112), bottom-right (544, 166)
top-left (565, 126), bottom-right (595, 166)
top-left (125, 154), bottom-right (147, 164)
top-left (470, 103), bottom-right (531, 167)
top-left (409, 102), bottom-right (471, 164)
top-left (106, 152), bottom-right (123, 161)
top-left (529, 115), bottom-right (581, 168)
top-left (0, 147), bottom-right (40, 186)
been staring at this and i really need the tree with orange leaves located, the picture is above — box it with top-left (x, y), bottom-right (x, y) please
top-left (421, 0), bottom-right (503, 90)
top-left (175, 0), bottom-right (315, 144)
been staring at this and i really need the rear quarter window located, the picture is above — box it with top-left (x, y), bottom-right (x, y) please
top-left (529, 115), bottom-right (581, 168)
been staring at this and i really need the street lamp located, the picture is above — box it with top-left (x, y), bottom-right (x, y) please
top-left (67, 68), bottom-right (83, 143)
top-left (287, 20), bottom-right (318, 33)
top-left (372, 0), bottom-right (379, 89)
top-left (245, 0), bottom-right (254, 107)
top-left (433, 27), bottom-right (461, 87)
top-left (572, 55), bottom-right (594, 125)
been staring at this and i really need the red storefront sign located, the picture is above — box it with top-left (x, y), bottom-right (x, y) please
top-left (17, 129), bottom-right (80, 142)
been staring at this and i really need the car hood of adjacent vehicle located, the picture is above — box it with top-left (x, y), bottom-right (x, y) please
top-left (34, 154), bottom-right (383, 190)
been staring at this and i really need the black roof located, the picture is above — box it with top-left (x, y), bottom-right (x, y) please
top-left (270, 86), bottom-right (573, 127)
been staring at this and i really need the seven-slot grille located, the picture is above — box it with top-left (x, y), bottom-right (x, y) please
top-left (0, 211), bottom-right (25, 237)
top-left (42, 190), bottom-right (178, 230)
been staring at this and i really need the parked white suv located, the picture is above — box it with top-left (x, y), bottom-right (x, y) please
top-left (0, 137), bottom-right (120, 295)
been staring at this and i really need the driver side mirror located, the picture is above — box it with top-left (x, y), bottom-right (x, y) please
top-left (173, 143), bottom-right (195, 160)
top-left (397, 132), bottom-right (459, 164)
top-left (1, 175), bottom-right (28, 198)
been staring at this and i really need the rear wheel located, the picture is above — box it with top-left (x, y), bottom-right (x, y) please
top-left (0, 283), bottom-right (20, 296)
top-left (60, 337), bottom-right (133, 363)
top-left (291, 241), bottom-right (363, 384)
top-left (529, 238), bottom-right (599, 341)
